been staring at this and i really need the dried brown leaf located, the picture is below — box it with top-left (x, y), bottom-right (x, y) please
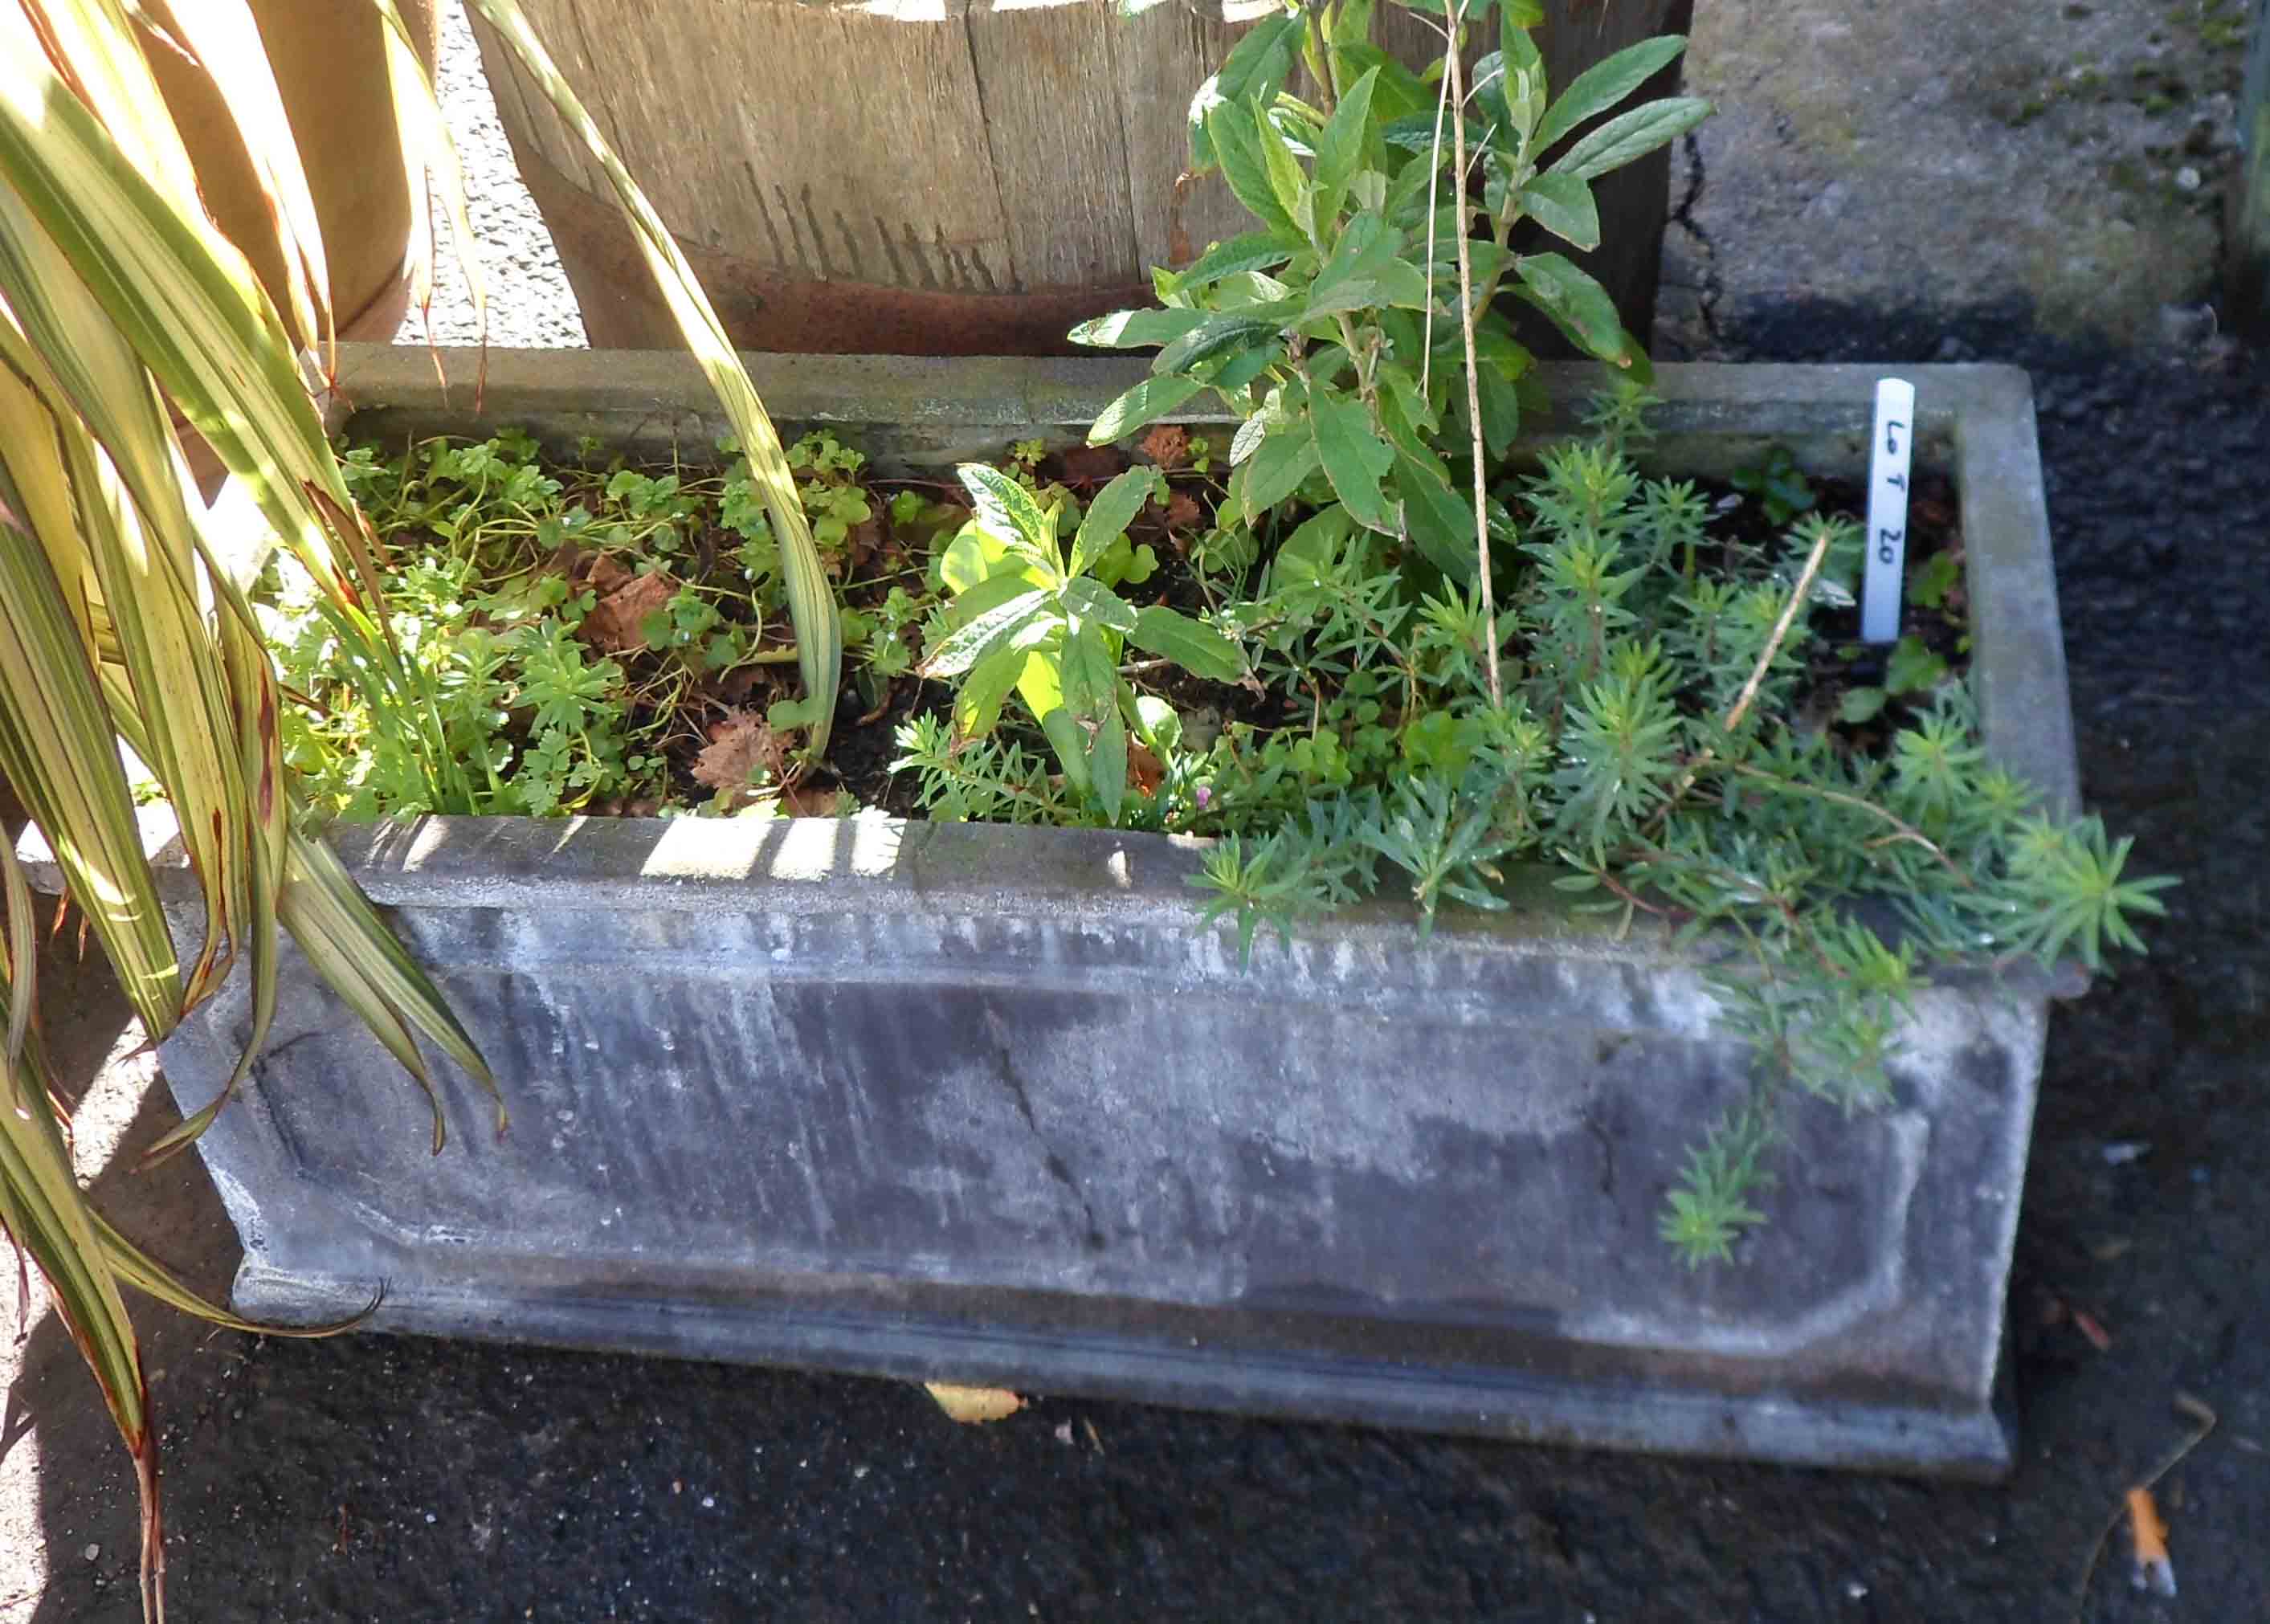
top-left (580, 569), bottom-right (677, 654)
top-left (778, 780), bottom-right (840, 818)
top-left (1058, 445), bottom-right (1123, 484)
top-left (845, 516), bottom-right (884, 572)
top-left (1139, 424), bottom-right (1190, 471)
top-left (1128, 741), bottom-right (1164, 796)
top-left (924, 1383), bottom-right (1026, 1424)
top-left (692, 710), bottom-right (789, 804)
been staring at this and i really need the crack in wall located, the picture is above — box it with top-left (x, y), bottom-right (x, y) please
top-left (1582, 1108), bottom-right (1619, 1202)
top-left (990, 1036), bottom-right (1107, 1253)
top-left (1668, 130), bottom-right (1725, 348)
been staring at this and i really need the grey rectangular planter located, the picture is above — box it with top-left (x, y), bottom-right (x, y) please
top-left (30, 349), bottom-right (2076, 1478)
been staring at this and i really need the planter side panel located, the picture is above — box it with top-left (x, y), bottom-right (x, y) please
top-left (160, 843), bottom-right (2043, 1474)
top-left (124, 357), bottom-right (2066, 1477)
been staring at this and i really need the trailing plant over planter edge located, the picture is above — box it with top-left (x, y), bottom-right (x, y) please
top-left (905, 0), bottom-right (2173, 1261)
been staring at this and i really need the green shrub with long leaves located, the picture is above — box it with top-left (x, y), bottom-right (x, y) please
top-left (0, 2), bottom-right (835, 1616)
top-left (902, 0), bottom-right (2173, 1268)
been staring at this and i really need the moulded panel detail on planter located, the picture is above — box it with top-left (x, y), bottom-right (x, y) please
top-left (183, 904), bottom-right (2020, 1346)
top-left (27, 351), bottom-right (2075, 1479)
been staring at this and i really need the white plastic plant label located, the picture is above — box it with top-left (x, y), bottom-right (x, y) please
top-left (1860, 377), bottom-right (1917, 643)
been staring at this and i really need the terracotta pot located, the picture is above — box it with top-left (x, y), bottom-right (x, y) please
top-left (144, 0), bottom-right (440, 496)
top-left (148, 0), bottom-right (439, 345)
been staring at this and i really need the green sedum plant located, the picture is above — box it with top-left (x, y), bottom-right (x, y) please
top-left (904, 0), bottom-right (2174, 1271)
top-left (1166, 416), bottom-right (2166, 1269)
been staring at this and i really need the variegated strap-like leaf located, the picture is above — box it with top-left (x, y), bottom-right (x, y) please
top-left (139, 0), bottom-right (335, 359)
top-left (20, 0), bottom-right (206, 207)
top-left (0, 3), bottom-right (463, 813)
top-left (279, 821), bottom-right (504, 1152)
top-left (0, 846), bottom-right (161, 1616)
top-left (0, 264), bottom-right (267, 1041)
top-left (466, 0), bottom-right (843, 749)
top-left (96, 671), bottom-right (492, 1165)
top-left (374, 0), bottom-right (487, 356)
top-left (2, 833), bottom-right (35, 1090)
top-left (96, 1208), bottom-right (374, 1336)
top-left (0, 500), bottom-right (182, 1041)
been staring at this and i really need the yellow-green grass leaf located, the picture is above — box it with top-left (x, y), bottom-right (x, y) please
top-left (0, 291), bottom-right (263, 1030)
top-left (0, 504), bottom-right (182, 1041)
top-left (0, 182), bottom-right (262, 590)
top-left (0, 929), bottom-right (160, 1617)
top-left (214, 607), bottom-right (287, 1088)
top-left (96, 1209), bottom-right (374, 1336)
top-left (59, 398), bottom-right (261, 1013)
top-left (86, 634), bottom-right (281, 1171)
top-left (2, 839), bottom-right (37, 1099)
top-left (280, 821), bottom-right (502, 1147)
top-left (0, 336), bottom-right (96, 648)
top-left (22, 0), bottom-right (205, 209)
top-left (0, 4), bottom-right (435, 725)
top-left (91, 672), bottom-right (378, 1172)
top-left (466, 0), bottom-right (842, 749)
top-left (0, 1), bottom-right (325, 536)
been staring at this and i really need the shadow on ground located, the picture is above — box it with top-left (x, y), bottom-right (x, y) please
top-left (10, 325), bottom-right (2268, 1622)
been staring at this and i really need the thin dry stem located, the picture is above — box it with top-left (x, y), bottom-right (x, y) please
top-left (1649, 518), bottom-right (1838, 826)
top-left (1443, 5), bottom-right (1502, 705)
top-left (1723, 524), bottom-right (1835, 738)
top-left (1419, 19), bottom-right (1452, 403)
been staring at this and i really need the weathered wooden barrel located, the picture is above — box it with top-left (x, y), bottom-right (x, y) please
top-left (472, 0), bottom-right (1693, 355)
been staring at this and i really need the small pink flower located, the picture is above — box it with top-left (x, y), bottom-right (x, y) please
top-left (1194, 785), bottom-right (1212, 810)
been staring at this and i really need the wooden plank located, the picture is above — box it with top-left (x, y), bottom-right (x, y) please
top-left (473, 0), bottom-right (609, 198)
top-left (966, 2), bottom-right (1141, 289)
top-left (602, 0), bottom-right (1009, 289)
top-left (496, 0), bottom-right (1013, 292)
top-left (469, 18), bottom-right (586, 199)
top-left (1554, 0), bottom-right (1694, 344)
top-left (1113, 2), bottom-right (1258, 270)
top-left (472, 0), bottom-right (1687, 341)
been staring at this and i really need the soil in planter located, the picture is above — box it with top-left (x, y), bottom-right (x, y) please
top-left (278, 403), bottom-right (2169, 1283)
top-left (284, 423), bottom-right (1965, 830)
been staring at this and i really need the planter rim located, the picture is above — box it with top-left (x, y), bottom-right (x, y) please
top-left (36, 349), bottom-right (2073, 961)
top-left (325, 343), bottom-right (2036, 450)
